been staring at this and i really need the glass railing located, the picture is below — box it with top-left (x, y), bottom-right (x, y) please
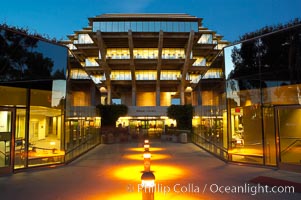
top-left (192, 133), bottom-right (228, 161)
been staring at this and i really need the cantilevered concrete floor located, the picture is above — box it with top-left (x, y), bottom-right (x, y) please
top-left (1, 141), bottom-right (301, 200)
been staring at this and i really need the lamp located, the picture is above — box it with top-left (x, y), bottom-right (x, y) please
top-left (141, 171), bottom-right (155, 200)
top-left (144, 144), bottom-right (150, 151)
top-left (143, 151), bottom-right (151, 172)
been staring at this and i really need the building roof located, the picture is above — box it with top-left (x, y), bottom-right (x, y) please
top-left (89, 13), bottom-right (202, 23)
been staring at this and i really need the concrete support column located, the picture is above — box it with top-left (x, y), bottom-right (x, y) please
top-left (180, 83), bottom-right (185, 105)
top-left (132, 84), bottom-right (136, 106)
top-left (156, 84), bottom-right (160, 106)
top-left (107, 84), bottom-right (112, 105)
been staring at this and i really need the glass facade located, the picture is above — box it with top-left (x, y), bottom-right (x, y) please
top-left (0, 26), bottom-right (101, 174)
top-left (193, 24), bottom-right (301, 171)
top-left (93, 21), bottom-right (198, 32)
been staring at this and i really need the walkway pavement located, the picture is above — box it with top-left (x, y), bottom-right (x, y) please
top-left (1, 141), bottom-right (301, 200)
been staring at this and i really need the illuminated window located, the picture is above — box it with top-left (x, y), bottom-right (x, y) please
top-left (111, 70), bottom-right (131, 80)
top-left (107, 48), bottom-right (130, 59)
top-left (193, 57), bottom-right (207, 66)
top-left (70, 69), bottom-right (90, 80)
top-left (85, 57), bottom-right (99, 67)
top-left (136, 70), bottom-right (157, 80)
top-left (77, 34), bottom-right (93, 44)
top-left (133, 48), bottom-right (158, 59)
top-left (162, 48), bottom-right (185, 59)
top-left (202, 69), bottom-right (223, 79)
top-left (198, 33), bottom-right (213, 44)
top-left (160, 70), bottom-right (181, 80)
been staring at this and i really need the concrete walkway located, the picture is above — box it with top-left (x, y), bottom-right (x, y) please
top-left (0, 141), bottom-right (301, 200)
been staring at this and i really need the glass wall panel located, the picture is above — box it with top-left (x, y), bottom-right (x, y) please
top-left (278, 107), bottom-right (301, 165)
top-left (142, 21), bottom-right (149, 32)
top-left (125, 21), bottom-right (131, 31)
top-left (0, 86), bottom-right (27, 106)
top-left (0, 111), bottom-right (12, 168)
top-left (154, 22), bottom-right (160, 32)
top-left (92, 22), bottom-right (100, 32)
top-left (112, 22), bottom-right (118, 32)
top-left (106, 22), bottom-right (112, 32)
top-left (100, 22), bottom-right (107, 32)
top-left (191, 22), bottom-right (199, 32)
top-left (161, 21), bottom-right (167, 31)
top-left (92, 21), bottom-right (199, 32)
top-left (228, 105), bottom-right (263, 164)
top-left (167, 22), bottom-right (173, 32)
top-left (173, 22), bottom-right (179, 32)
top-left (137, 22), bottom-right (143, 32)
top-left (28, 88), bottom-right (65, 167)
top-left (14, 108), bottom-right (27, 169)
top-left (149, 21), bottom-right (155, 32)
top-left (0, 27), bottom-right (67, 83)
top-left (263, 106), bottom-right (277, 166)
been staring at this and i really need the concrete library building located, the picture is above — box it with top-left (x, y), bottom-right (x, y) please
top-left (0, 14), bottom-right (300, 175)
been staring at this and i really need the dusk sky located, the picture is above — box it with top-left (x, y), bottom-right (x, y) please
top-left (0, 0), bottom-right (300, 42)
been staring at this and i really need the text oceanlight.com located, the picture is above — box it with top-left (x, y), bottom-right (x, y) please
top-left (130, 183), bottom-right (295, 195)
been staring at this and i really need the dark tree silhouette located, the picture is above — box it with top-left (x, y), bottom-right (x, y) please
top-left (0, 26), bottom-right (57, 81)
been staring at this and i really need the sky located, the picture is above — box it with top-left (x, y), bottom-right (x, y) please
top-left (0, 0), bottom-right (300, 42)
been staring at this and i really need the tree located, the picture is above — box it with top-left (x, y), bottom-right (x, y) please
top-left (167, 104), bottom-right (193, 130)
top-left (97, 104), bottom-right (128, 127)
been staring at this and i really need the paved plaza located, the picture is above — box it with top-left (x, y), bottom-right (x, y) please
top-left (1, 141), bottom-right (301, 200)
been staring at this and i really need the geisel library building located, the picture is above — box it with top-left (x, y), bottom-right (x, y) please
top-left (0, 14), bottom-right (301, 175)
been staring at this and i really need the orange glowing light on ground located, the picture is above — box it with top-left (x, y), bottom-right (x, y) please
top-left (123, 153), bottom-right (170, 161)
top-left (112, 164), bottom-right (144, 181)
top-left (90, 192), bottom-right (203, 200)
top-left (126, 147), bottom-right (165, 152)
top-left (151, 164), bottom-right (188, 181)
top-left (112, 164), bottom-right (187, 181)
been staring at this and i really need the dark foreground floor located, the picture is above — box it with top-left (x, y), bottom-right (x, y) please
top-left (1, 141), bottom-right (301, 200)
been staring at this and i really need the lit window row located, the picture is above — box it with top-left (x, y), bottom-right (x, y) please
top-left (66, 44), bottom-right (77, 50)
top-left (92, 21), bottom-right (199, 32)
top-left (162, 48), bottom-right (185, 59)
top-left (189, 74), bottom-right (202, 83)
top-left (91, 74), bottom-right (105, 84)
top-left (193, 57), bottom-right (207, 66)
top-left (107, 48), bottom-right (130, 59)
top-left (197, 33), bottom-right (213, 44)
top-left (70, 69), bottom-right (90, 80)
top-left (134, 48), bottom-right (158, 59)
top-left (74, 34), bottom-right (93, 44)
top-left (109, 70), bottom-right (183, 81)
top-left (215, 43), bottom-right (227, 50)
top-left (105, 48), bottom-right (185, 59)
top-left (111, 70), bottom-right (131, 80)
top-left (85, 57), bottom-right (99, 67)
top-left (136, 70), bottom-right (157, 80)
top-left (160, 70), bottom-right (181, 80)
top-left (202, 69), bottom-right (223, 79)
